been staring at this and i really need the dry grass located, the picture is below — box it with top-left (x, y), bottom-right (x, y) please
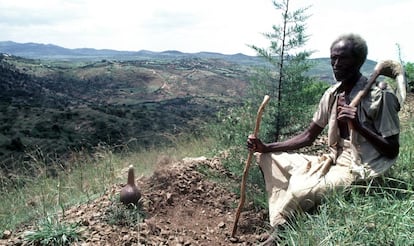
top-left (0, 136), bottom-right (214, 231)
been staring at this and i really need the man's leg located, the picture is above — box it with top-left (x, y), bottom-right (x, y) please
top-left (257, 152), bottom-right (318, 227)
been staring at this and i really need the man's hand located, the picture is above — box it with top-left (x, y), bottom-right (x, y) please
top-left (337, 93), bottom-right (360, 129)
top-left (247, 134), bottom-right (267, 153)
top-left (336, 93), bottom-right (399, 159)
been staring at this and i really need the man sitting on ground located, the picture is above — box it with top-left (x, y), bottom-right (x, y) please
top-left (247, 33), bottom-right (401, 227)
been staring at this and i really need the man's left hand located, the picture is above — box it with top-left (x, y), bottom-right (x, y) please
top-left (337, 93), bottom-right (360, 129)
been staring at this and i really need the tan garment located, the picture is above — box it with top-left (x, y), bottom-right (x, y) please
top-left (313, 76), bottom-right (400, 177)
top-left (257, 147), bottom-right (356, 227)
top-left (258, 76), bottom-right (401, 227)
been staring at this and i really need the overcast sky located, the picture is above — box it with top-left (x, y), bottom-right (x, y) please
top-left (1, 0), bottom-right (413, 62)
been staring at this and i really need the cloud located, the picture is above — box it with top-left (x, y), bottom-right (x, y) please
top-left (0, 0), bottom-right (85, 26)
top-left (301, 0), bottom-right (414, 61)
top-left (0, 0), bottom-right (413, 61)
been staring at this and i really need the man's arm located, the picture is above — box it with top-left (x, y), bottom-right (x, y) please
top-left (247, 122), bottom-right (324, 153)
top-left (337, 104), bottom-right (400, 159)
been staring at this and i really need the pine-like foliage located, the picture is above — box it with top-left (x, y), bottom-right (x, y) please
top-left (249, 0), bottom-right (325, 141)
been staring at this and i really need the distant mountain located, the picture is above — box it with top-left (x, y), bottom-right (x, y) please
top-left (0, 41), bottom-right (263, 65)
top-left (0, 40), bottom-right (377, 77)
top-left (0, 41), bottom-right (141, 59)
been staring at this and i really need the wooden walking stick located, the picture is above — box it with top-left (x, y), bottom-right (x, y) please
top-left (231, 95), bottom-right (270, 238)
top-left (349, 60), bottom-right (405, 108)
top-left (346, 60), bottom-right (405, 153)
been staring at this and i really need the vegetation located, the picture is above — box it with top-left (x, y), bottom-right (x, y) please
top-left (276, 112), bottom-right (414, 244)
top-left (209, 0), bottom-right (414, 244)
top-left (211, 79), bottom-right (414, 245)
top-left (1, 28), bottom-right (413, 244)
top-left (0, 53), bottom-right (248, 186)
top-left (249, 0), bottom-right (326, 141)
top-left (405, 62), bottom-right (414, 91)
top-left (104, 202), bottom-right (145, 227)
top-left (23, 216), bottom-right (83, 245)
top-left (208, 0), bottom-right (328, 206)
top-left (0, 136), bottom-right (212, 231)
top-left (2, 98), bottom-right (413, 244)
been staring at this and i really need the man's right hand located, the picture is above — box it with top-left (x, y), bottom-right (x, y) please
top-left (247, 134), bottom-right (267, 153)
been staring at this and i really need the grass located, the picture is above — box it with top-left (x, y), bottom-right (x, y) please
top-left (0, 135), bottom-right (214, 232)
top-left (278, 182), bottom-right (414, 245)
top-left (1, 99), bottom-right (414, 245)
top-left (23, 216), bottom-right (83, 245)
top-left (274, 111), bottom-right (414, 245)
top-left (104, 201), bottom-right (145, 227)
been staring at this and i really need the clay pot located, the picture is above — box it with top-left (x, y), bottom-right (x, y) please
top-left (120, 165), bottom-right (141, 206)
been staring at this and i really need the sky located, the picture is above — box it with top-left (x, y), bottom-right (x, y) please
top-left (1, 0), bottom-right (413, 62)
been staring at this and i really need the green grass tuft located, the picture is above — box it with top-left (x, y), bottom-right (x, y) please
top-left (104, 201), bottom-right (145, 227)
top-left (23, 216), bottom-right (83, 246)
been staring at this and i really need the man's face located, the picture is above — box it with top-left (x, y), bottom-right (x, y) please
top-left (330, 40), bottom-right (360, 82)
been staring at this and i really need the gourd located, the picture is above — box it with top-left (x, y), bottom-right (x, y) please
top-left (120, 165), bottom-right (141, 205)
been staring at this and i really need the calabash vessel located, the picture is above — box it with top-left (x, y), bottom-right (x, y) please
top-left (120, 165), bottom-right (141, 205)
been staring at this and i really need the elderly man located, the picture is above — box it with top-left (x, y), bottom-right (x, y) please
top-left (247, 33), bottom-right (401, 227)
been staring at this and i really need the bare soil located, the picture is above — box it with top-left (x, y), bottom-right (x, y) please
top-left (1, 155), bottom-right (272, 246)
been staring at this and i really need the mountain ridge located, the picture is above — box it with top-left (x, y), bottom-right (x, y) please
top-left (0, 41), bottom-right (257, 62)
top-left (0, 40), bottom-right (378, 70)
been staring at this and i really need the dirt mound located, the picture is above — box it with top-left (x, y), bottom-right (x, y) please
top-left (2, 156), bottom-right (271, 245)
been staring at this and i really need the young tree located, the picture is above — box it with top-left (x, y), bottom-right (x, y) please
top-left (209, 0), bottom-right (327, 189)
top-left (249, 0), bottom-right (319, 141)
top-left (405, 62), bottom-right (414, 92)
top-left (212, 0), bottom-right (328, 160)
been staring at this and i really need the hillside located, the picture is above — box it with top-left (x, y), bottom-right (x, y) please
top-left (0, 44), bottom-right (376, 180)
top-left (0, 53), bottom-right (251, 176)
top-left (2, 93), bottom-right (413, 246)
top-left (0, 42), bottom-right (411, 245)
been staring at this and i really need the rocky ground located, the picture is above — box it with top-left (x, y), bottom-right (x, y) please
top-left (1, 154), bottom-right (273, 246)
